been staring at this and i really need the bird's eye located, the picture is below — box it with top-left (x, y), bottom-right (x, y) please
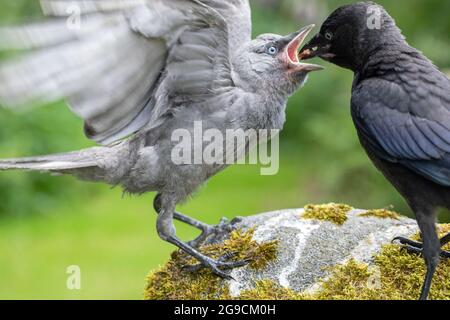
top-left (266, 46), bottom-right (278, 55)
top-left (325, 32), bottom-right (333, 41)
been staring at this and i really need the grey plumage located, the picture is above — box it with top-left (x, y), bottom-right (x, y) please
top-left (0, 0), bottom-right (321, 276)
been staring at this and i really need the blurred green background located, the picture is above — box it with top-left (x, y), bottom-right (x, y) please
top-left (0, 0), bottom-right (449, 299)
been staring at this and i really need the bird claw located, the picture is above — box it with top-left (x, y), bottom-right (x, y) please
top-left (218, 251), bottom-right (239, 261)
top-left (217, 216), bottom-right (243, 232)
top-left (181, 252), bottom-right (250, 279)
top-left (393, 236), bottom-right (450, 259)
top-left (392, 236), bottom-right (423, 248)
top-left (399, 244), bottom-right (423, 256)
top-left (214, 259), bottom-right (251, 270)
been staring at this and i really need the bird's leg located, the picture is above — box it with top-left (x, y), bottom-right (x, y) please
top-left (181, 216), bottom-right (244, 248)
top-left (155, 195), bottom-right (249, 279)
top-left (418, 213), bottom-right (442, 301)
top-left (153, 194), bottom-right (242, 247)
top-left (154, 194), bottom-right (210, 246)
top-left (173, 213), bottom-right (212, 247)
top-left (393, 209), bottom-right (445, 300)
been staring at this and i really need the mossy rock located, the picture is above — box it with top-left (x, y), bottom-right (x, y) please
top-left (144, 205), bottom-right (450, 300)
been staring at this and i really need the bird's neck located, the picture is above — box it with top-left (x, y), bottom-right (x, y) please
top-left (232, 72), bottom-right (290, 103)
top-left (358, 41), bottom-right (425, 83)
top-left (354, 27), bottom-right (423, 81)
top-left (352, 22), bottom-right (407, 73)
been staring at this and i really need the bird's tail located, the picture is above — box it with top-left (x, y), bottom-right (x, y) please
top-left (0, 142), bottom-right (135, 184)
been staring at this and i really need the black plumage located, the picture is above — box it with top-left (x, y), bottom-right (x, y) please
top-left (300, 2), bottom-right (450, 299)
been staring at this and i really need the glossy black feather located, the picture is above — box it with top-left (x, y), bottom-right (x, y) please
top-left (304, 1), bottom-right (450, 300)
top-left (352, 50), bottom-right (450, 186)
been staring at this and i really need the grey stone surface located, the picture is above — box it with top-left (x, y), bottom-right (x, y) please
top-left (227, 208), bottom-right (418, 297)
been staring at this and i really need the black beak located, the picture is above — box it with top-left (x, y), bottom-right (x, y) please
top-left (298, 33), bottom-right (332, 61)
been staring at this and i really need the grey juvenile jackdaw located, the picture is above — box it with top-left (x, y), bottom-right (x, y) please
top-left (0, 0), bottom-right (322, 277)
top-left (300, 2), bottom-right (450, 299)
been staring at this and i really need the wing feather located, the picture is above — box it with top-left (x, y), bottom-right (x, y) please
top-left (0, 0), bottom-right (251, 145)
top-left (352, 77), bottom-right (450, 186)
top-left (39, 0), bottom-right (147, 16)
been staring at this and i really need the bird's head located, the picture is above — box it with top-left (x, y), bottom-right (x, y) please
top-left (299, 2), bottom-right (402, 71)
top-left (232, 25), bottom-right (323, 96)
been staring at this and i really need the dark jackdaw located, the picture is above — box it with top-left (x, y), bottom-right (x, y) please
top-left (0, 0), bottom-right (322, 278)
top-left (299, 2), bottom-right (450, 299)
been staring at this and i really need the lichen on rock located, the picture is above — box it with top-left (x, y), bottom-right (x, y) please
top-left (238, 280), bottom-right (304, 300)
top-left (310, 224), bottom-right (450, 300)
top-left (359, 208), bottom-right (400, 220)
top-left (144, 207), bottom-right (450, 300)
top-left (302, 203), bottom-right (353, 225)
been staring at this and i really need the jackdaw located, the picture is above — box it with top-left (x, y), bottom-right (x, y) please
top-left (0, 0), bottom-right (322, 278)
top-left (299, 2), bottom-right (450, 299)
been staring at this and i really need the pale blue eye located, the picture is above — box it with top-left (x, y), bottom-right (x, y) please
top-left (266, 46), bottom-right (278, 55)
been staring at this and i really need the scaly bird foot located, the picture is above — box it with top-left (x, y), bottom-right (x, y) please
top-left (182, 252), bottom-right (251, 280)
top-left (393, 236), bottom-right (450, 259)
top-left (188, 216), bottom-right (243, 247)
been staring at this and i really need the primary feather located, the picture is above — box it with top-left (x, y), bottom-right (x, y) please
top-left (0, 0), bottom-right (251, 145)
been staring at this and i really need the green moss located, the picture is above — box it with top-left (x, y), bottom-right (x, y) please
top-left (144, 229), bottom-right (278, 300)
top-left (307, 259), bottom-right (381, 300)
top-left (302, 203), bottom-right (353, 225)
top-left (238, 280), bottom-right (304, 300)
top-left (359, 208), bottom-right (400, 220)
top-left (144, 212), bottom-right (450, 300)
top-left (308, 224), bottom-right (450, 300)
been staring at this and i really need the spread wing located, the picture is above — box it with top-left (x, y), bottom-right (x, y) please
top-left (0, 0), bottom-right (251, 145)
top-left (199, 0), bottom-right (251, 47)
top-left (352, 74), bottom-right (450, 186)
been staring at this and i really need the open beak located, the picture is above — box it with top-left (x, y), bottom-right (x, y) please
top-left (283, 25), bottom-right (324, 72)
